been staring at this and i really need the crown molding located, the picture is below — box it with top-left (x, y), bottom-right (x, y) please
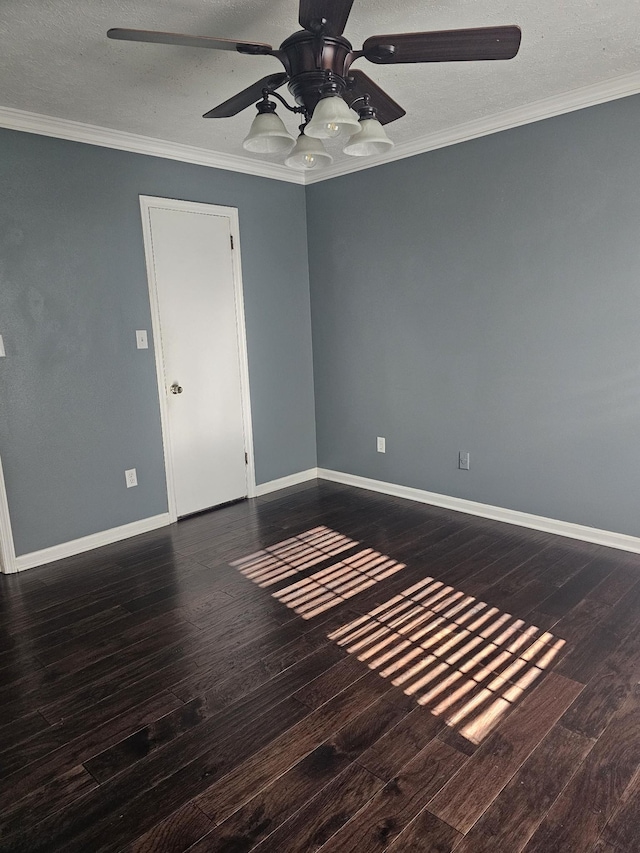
top-left (0, 105), bottom-right (305, 185)
top-left (305, 68), bottom-right (640, 184)
top-left (2, 67), bottom-right (640, 187)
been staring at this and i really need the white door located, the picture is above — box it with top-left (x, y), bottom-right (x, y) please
top-left (141, 198), bottom-right (252, 518)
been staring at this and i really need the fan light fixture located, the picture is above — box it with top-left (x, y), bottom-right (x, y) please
top-left (240, 81), bottom-right (393, 171)
top-left (242, 97), bottom-right (295, 154)
top-left (285, 126), bottom-right (333, 170)
top-left (305, 80), bottom-right (361, 139)
top-left (343, 96), bottom-right (394, 156)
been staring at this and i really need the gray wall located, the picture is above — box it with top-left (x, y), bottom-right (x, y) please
top-left (4, 91), bottom-right (640, 557)
top-left (307, 95), bottom-right (640, 538)
top-left (0, 128), bottom-right (316, 555)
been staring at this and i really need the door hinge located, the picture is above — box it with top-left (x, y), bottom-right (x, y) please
top-left (244, 451), bottom-right (248, 464)
top-left (230, 234), bottom-right (234, 250)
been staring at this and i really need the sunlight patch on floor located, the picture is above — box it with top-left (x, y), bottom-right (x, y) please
top-left (272, 548), bottom-right (405, 619)
top-left (230, 526), bottom-right (358, 587)
top-left (231, 526), bottom-right (406, 619)
top-left (329, 577), bottom-right (565, 743)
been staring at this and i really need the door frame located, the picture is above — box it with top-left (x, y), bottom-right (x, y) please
top-left (139, 195), bottom-right (257, 523)
top-left (0, 454), bottom-right (17, 574)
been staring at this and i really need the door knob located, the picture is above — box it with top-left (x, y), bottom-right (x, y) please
top-left (170, 383), bottom-right (183, 395)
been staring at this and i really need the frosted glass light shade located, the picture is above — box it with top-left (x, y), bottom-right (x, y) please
top-left (285, 134), bottom-right (333, 171)
top-left (305, 95), bottom-right (361, 139)
top-left (242, 111), bottom-right (295, 154)
top-left (343, 118), bottom-right (394, 157)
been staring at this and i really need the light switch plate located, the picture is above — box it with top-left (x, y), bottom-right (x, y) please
top-left (0, 335), bottom-right (5, 357)
top-left (136, 330), bottom-right (148, 349)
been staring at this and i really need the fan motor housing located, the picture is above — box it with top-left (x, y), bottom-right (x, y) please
top-left (279, 31), bottom-right (355, 112)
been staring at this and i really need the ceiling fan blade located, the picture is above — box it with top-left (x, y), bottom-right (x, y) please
top-left (298, 0), bottom-right (355, 36)
top-left (362, 26), bottom-right (522, 64)
top-left (345, 70), bottom-right (405, 126)
top-left (107, 28), bottom-right (274, 56)
top-left (203, 73), bottom-right (289, 118)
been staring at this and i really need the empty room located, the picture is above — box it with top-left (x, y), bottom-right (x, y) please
top-left (1, 2), bottom-right (640, 851)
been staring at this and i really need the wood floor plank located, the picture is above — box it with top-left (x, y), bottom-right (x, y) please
top-left (599, 577), bottom-right (640, 640)
top-left (215, 692), bottom-right (411, 849)
top-left (185, 689), bottom-right (417, 850)
top-left (123, 803), bottom-right (213, 853)
top-left (0, 600), bottom-right (132, 652)
top-left (27, 605), bottom-right (134, 653)
top-left (84, 643), bottom-right (345, 782)
top-left (249, 762), bottom-right (384, 853)
top-left (439, 534), bottom-right (545, 592)
top-left (34, 609), bottom-right (202, 671)
top-left (454, 723), bottom-right (594, 853)
top-left (522, 685), bottom-right (640, 853)
top-left (187, 746), bottom-right (353, 852)
top-left (169, 610), bottom-right (353, 705)
top-left (317, 739), bottom-right (466, 852)
top-left (194, 673), bottom-right (390, 824)
top-left (385, 809), bottom-right (461, 852)
top-left (1, 555), bottom-right (206, 635)
top-left (0, 683), bottom-right (180, 778)
top-left (535, 558), bottom-right (616, 619)
top-left (428, 672), bottom-right (584, 833)
top-left (323, 688), bottom-right (417, 767)
top-left (551, 597), bottom-right (612, 645)
top-left (357, 706), bottom-right (445, 781)
top-left (0, 696), bottom-right (308, 853)
top-left (554, 623), bottom-right (622, 685)
top-left (0, 690), bottom-right (183, 809)
top-left (486, 577), bottom-right (557, 620)
top-left (593, 768), bottom-right (640, 852)
top-left (0, 646), bottom-right (45, 681)
top-left (11, 604), bottom-right (287, 727)
top-left (2, 553), bottom-right (196, 623)
top-left (0, 709), bottom-right (49, 756)
top-left (560, 628), bottom-right (640, 740)
top-left (38, 639), bottom-right (210, 725)
top-left (293, 656), bottom-right (368, 709)
top-left (0, 625), bottom-right (201, 726)
top-left (0, 764), bottom-right (98, 838)
top-left (591, 840), bottom-right (625, 853)
top-left (587, 568), bottom-right (639, 607)
top-left (461, 542), bottom-right (553, 598)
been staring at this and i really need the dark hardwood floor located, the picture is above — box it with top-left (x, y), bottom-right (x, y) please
top-left (1, 480), bottom-right (640, 852)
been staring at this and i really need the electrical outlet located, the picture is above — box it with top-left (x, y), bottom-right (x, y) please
top-left (125, 468), bottom-right (138, 488)
top-left (136, 330), bottom-right (148, 349)
top-left (458, 451), bottom-right (470, 471)
top-left (377, 436), bottom-right (386, 453)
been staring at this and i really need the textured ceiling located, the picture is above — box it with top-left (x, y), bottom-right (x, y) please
top-left (2, 0), bottom-right (640, 172)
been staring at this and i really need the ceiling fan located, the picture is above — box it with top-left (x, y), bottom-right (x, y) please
top-left (108, 0), bottom-right (521, 171)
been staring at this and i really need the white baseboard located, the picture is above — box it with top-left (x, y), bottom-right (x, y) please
top-left (317, 468), bottom-right (640, 556)
top-left (254, 468), bottom-right (319, 497)
top-left (13, 513), bottom-right (173, 573)
top-left (9, 467), bottom-right (639, 572)
top-left (8, 466), bottom-right (318, 573)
